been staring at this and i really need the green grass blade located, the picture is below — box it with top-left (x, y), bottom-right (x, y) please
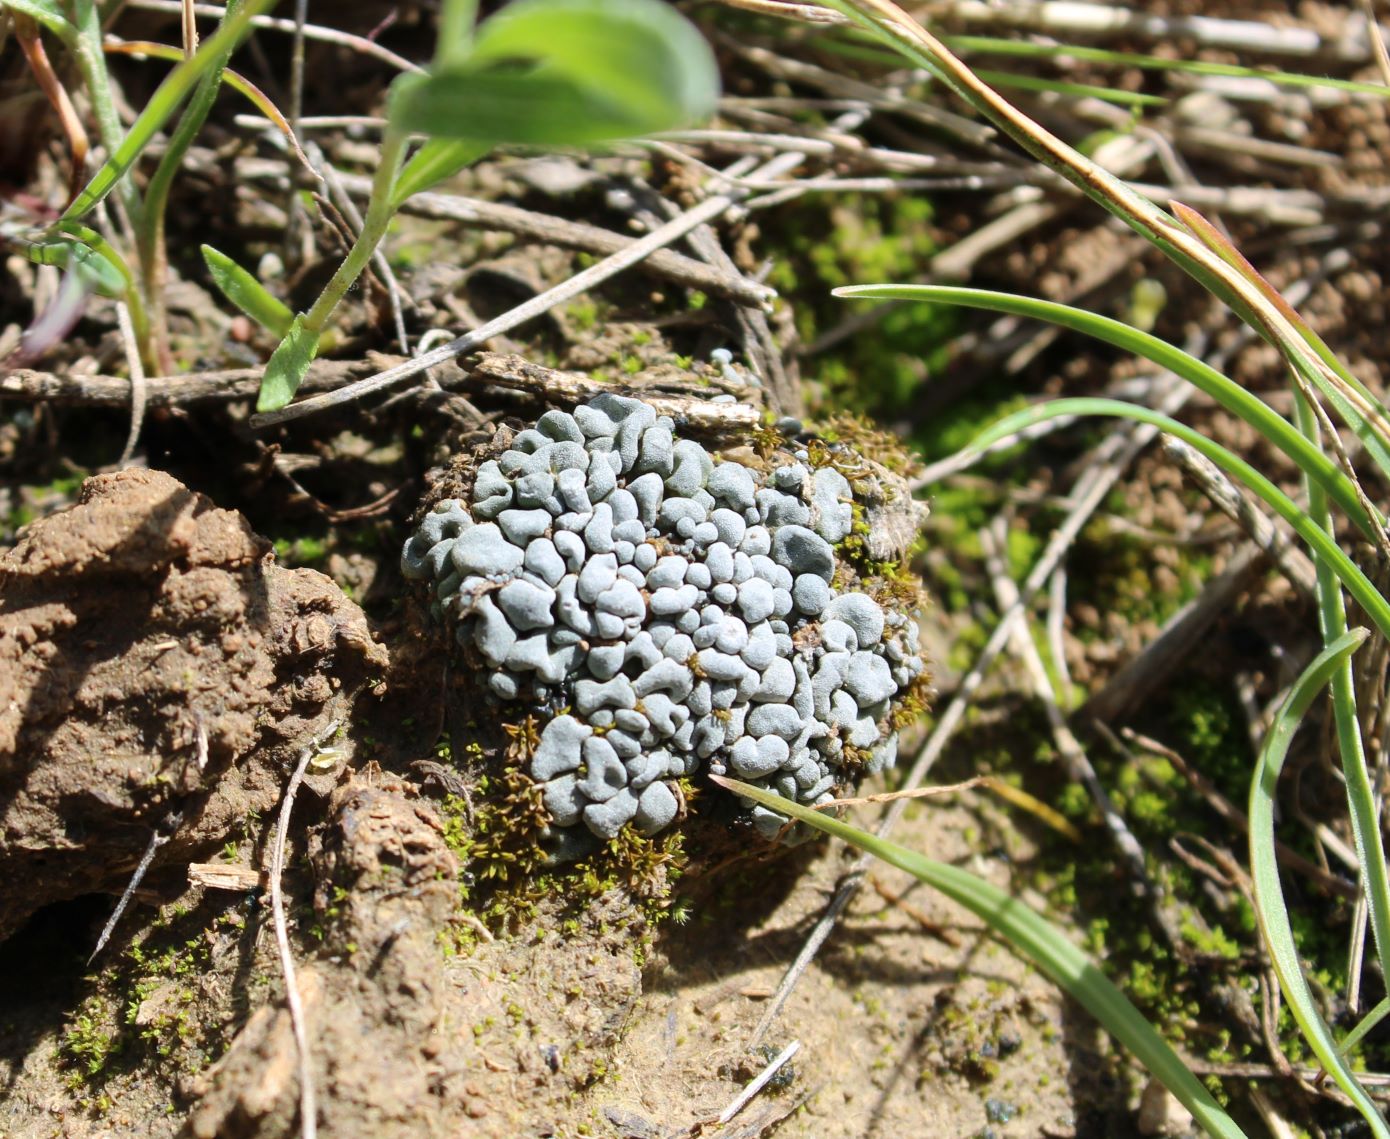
top-left (1170, 203), bottom-right (1390, 489)
top-left (1341, 997), bottom-right (1390, 1059)
top-left (1249, 627), bottom-right (1390, 1138)
top-left (713, 775), bottom-right (1249, 1139)
top-left (818, 1), bottom-right (1390, 492)
top-left (834, 284), bottom-right (1383, 542)
top-left (961, 397), bottom-right (1390, 644)
top-left (60, 0), bottom-right (278, 223)
top-left (201, 245), bottom-right (294, 337)
top-left (1289, 380), bottom-right (1390, 1026)
top-left (971, 68), bottom-right (1166, 107)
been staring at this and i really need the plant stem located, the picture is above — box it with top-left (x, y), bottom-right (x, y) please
top-left (300, 129), bottom-right (410, 336)
top-left (136, 2), bottom-right (240, 373)
top-left (69, 0), bottom-right (143, 227)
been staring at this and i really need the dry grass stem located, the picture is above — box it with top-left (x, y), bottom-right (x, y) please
top-left (114, 300), bottom-right (147, 468)
top-left (750, 375), bottom-right (1197, 1047)
top-left (270, 720), bottom-right (339, 1139)
top-left (249, 150), bottom-right (813, 427)
top-left (1162, 436), bottom-right (1318, 599)
top-left (716, 1041), bottom-right (801, 1125)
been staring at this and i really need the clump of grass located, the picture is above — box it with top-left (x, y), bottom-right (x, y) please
top-left (730, 1), bottom-right (1390, 1133)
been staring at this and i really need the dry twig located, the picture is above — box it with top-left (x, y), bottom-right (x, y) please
top-left (270, 719), bottom-right (339, 1139)
top-left (716, 1041), bottom-right (801, 1125)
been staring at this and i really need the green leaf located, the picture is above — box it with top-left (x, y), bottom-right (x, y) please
top-left (2, 0), bottom-right (77, 43)
top-left (25, 233), bottom-right (128, 298)
top-left (1249, 628), bottom-right (1390, 1138)
top-left (435, 0), bottom-right (480, 68)
top-left (258, 315), bottom-right (321, 413)
top-left (714, 775), bottom-right (1250, 1139)
top-left (391, 138), bottom-right (491, 205)
top-left (68, 243), bottom-right (127, 298)
top-left (202, 245), bottom-right (294, 337)
top-left (389, 0), bottom-right (718, 146)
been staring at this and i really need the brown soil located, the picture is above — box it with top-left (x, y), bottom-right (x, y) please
top-left (0, 467), bottom-right (1078, 1139)
top-left (0, 469), bottom-right (386, 943)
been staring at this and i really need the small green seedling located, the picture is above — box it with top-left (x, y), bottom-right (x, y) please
top-left (6, 0), bottom-right (715, 388)
top-left (8, 0), bottom-right (279, 370)
top-left (226, 0), bottom-right (719, 412)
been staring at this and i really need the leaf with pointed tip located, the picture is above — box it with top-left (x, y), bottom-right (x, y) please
top-left (202, 245), bottom-right (294, 337)
top-left (391, 138), bottom-right (490, 206)
top-left (258, 315), bottom-right (320, 413)
top-left (1250, 628), bottom-right (1390, 1138)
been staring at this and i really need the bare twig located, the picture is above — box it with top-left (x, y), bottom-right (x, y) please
top-left (89, 810), bottom-right (183, 965)
top-left (980, 518), bottom-right (1150, 886)
top-left (1117, 727), bottom-right (1356, 901)
top-left (750, 373), bottom-right (1199, 1047)
top-left (468, 354), bottom-right (761, 433)
top-left (270, 720), bottom-right (339, 1139)
top-left (1046, 566), bottom-right (1073, 698)
top-left (114, 300), bottom-right (147, 467)
top-left (923, 0), bottom-right (1387, 63)
top-left (14, 12), bottom-right (89, 204)
top-left (717, 1041), bottom-right (801, 1125)
top-left (715, 0), bottom-right (849, 24)
top-left (1163, 436), bottom-right (1318, 598)
top-left (179, 0), bottom-right (197, 55)
top-left (188, 863), bottom-right (266, 891)
top-left (125, 0), bottom-right (422, 71)
top-left (0, 355), bottom-right (406, 407)
top-left (815, 776), bottom-right (989, 808)
top-left (249, 149), bottom-right (811, 428)
top-left (1357, 0), bottom-right (1390, 87)
top-left (318, 171), bottom-right (775, 307)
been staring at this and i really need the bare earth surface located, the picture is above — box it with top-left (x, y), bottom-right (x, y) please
top-left (0, 469), bottom-right (1087, 1139)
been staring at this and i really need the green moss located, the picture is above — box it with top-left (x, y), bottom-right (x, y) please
top-left (763, 193), bottom-right (955, 419)
top-left (566, 299), bottom-right (600, 331)
top-left (61, 999), bottom-right (122, 1082)
top-left (437, 723), bottom-right (688, 953)
top-left (60, 904), bottom-right (233, 1097)
top-left (273, 534), bottom-right (329, 567)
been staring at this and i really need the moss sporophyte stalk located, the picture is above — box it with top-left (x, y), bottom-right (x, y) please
top-left (403, 393), bottom-right (929, 862)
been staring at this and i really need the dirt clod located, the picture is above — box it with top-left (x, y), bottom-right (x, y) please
top-left (0, 469), bottom-right (387, 944)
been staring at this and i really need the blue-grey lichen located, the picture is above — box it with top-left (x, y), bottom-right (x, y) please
top-left (402, 395), bottom-right (925, 856)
